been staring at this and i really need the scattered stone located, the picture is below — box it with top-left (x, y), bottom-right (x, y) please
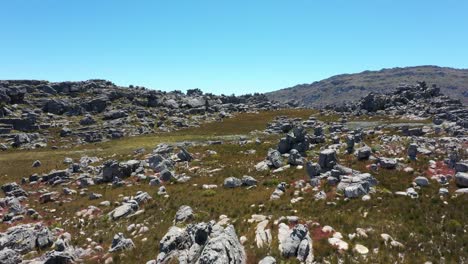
top-left (109, 233), bottom-right (134, 252)
top-left (224, 177), bottom-right (242, 188)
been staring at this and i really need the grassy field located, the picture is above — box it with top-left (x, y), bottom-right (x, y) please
top-left (0, 109), bottom-right (466, 263)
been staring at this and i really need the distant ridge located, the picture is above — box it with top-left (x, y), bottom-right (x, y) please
top-left (266, 66), bottom-right (468, 107)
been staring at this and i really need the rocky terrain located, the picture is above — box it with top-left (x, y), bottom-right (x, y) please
top-left (0, 79), bottom-right (467, 263)
top-left (0, 79), bottom-right (286, 150)
top-left (266, 66), bottom-right (468, 107)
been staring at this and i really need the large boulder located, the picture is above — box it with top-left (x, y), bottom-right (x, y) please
top-left (157, 221), bottom-right (246, 264)
top-left (455, 172), bottom-right (468, 187)
top-left (198, 225), bottom-right (246, 264)
top-left (0, 224), bottom-right (53, 254)
top-left (318, 149), bottom-right (337, 171)
top-left (338, 173), bottom-right (378, 198)
top-left (278, 223), bottom-right (313, 263)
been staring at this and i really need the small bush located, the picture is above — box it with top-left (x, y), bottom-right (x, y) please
top-left (446, 219), bottom-right (462, 233)
top-left (202, 189), bottom-right (217, 197)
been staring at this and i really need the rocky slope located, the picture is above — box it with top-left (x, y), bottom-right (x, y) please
top-left (325, 81), bottom-right (467, 135)
top-left (0, 79), bottom-right (287, 150)
top-left (266, 66), bottom-right (468, 107)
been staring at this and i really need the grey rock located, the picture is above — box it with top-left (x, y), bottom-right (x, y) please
top-left (455, 172), bottom-right (468, 187)
top-left (159, 169), bottom-right (174, 182)
top-left (1, 182), bottom-right (28, 197)
top-left (455, 162), bottom-right (468, 173)
top-left (198, 225), bottom-right (246, 264)
top-left (134, 191), bottom-right (152, 204)
top-left (356, 146), bottom-right (372, 160)
top-left (108, 201), bottom-right (139, 221)
top-left (224, 177), bottom-right (242, 188)
top-left (258, 256), bottom-right (276, 264)
top-left (267, 148), bottom-right (283, 169)
top-left (414, 176), bottom-right (429, 187)
top-left (439, 188), bottom-right (449, 195)
top-left (407, 143), bottom-right (418, 159)
top-left (103, 110), bottom-right (127, 120)
top-left (241, 175), bottom-right (257, 186)
top-left (79, 115), bottom-right (96, 126)
top-left (32, 160), bottom-right (42, 167)
top-left (306, 162), bottom-right (321, 178)
top-left (379, 158), bottom-right (397, 169)
top-left (0, 224), bottom-right (53, 254)
top-left (177, 147), bottom-right (193, 162)
top-left (0, 248), bottom-right (22, 264)
top-left (280, 224), bottom-right (313, 262)
top-left (344, 184), bottom-right (368, 198)
top-left (318, 149), bottom-right (337, 171)
top-left (109, 233), bottom-right (134, 252)
top-left (157, 220), bottom-right (245, 264)
top-left (288, 149), bottom-right (304, 166)
top-left (175, 205), bottom-right (194, 224)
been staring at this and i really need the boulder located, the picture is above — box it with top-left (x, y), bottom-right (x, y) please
top-left (79, 115), bottom-right (96, 126)
top-left (306, 162), bottom-right (321, 178)
top-left (109, 233), bottom-right (134, 252)
top-left (242, 175), bottom-right (257, 186)
top-left (0, 224), bottom-right (53, 254)
top-left (278, 223), bottom-right (313, 263)
top-left (174, 205), bottom-right (194, 224)
top-left (288, 149), bottom-right (304, 166)
top-left (407, 143), bottom-right (418, 159)
top-left (0, 248), bottom-right (22, 264)
top-left (108, 201), bottom-right (139, 221)
top-left (455, 162), bottom-right (468, 173)
top-left (455, 172), bottom-right (468, 187)
top-left (177, 147), bottom-right (193, 162)
top-left (414, 176), bottom-right (429, 187)
top-left (224, 177), bottom-right (242, 188)
top-left (379, 158), bottom-right (397, 169)
top-left (258, 256), bottom-right (276, 264)
top-left (318, 149), bottom-right (337, 171)
top-left (157, 221), bottom-right (246, 264)
top-left (267, 149), bottom-right (283, 169)
top-left (356, 146), bottom-right (372, 160)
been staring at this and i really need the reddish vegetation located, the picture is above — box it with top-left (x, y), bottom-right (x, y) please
top-left (311, 226), bottom-right (333, 241)
top-left (426, 161), bottom-right (454, 178)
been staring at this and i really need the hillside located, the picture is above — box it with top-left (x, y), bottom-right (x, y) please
top-left (266, 66), bottom-right (468, 107)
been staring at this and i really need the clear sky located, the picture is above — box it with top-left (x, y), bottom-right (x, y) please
top-left (1, 1), bottom-right (467, 95)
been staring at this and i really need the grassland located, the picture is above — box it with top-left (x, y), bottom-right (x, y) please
top-left (0, 109), bottom-right (466, 263)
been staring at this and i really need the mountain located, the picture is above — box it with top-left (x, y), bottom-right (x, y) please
top-left (266, 66), bottom-right (468, 107)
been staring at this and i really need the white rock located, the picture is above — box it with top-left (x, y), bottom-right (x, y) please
top-left (354, 244), bottom-right (369, 254)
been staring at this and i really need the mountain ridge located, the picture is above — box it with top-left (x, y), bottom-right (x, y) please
top-left (266, 65), bottom-right (468, 107)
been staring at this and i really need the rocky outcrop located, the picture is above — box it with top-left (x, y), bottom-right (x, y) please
top-left (156, 221), bottom-right (246, 264)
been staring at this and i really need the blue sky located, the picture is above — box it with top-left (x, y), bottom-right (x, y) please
top-left (1, 1), bottom-right (467, 94)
